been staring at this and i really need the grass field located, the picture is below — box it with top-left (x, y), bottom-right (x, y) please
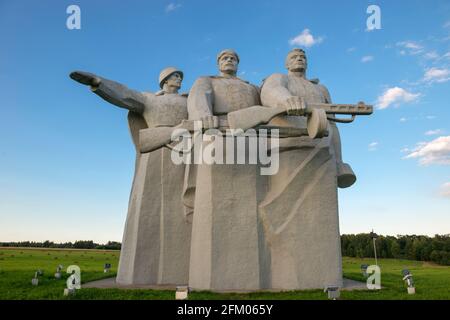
top-left (0, 247), bottom-right (448, 300)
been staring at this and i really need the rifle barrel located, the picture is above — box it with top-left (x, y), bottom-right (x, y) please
top-left (308, 103), bottom-right (373, 115)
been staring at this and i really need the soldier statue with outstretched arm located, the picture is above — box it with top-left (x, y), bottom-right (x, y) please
top-left (70, 68), bottom-right (191, 286)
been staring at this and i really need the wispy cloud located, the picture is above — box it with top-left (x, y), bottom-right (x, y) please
top-left (424, 51), bottom-right (439, 60)
top-left (404, 135), bottom-right (450, 165)
top-left (439, 182), bottom-right (450, 198)
top-left (400, 117), bottom-right (407, 122)
top-left (368, 142), bottom-right (379, 151)
top-left (361, 55), bottom-right (374, 63)
top-left (376, 87), bottom-right (420, 109)
top-left (347, 47), bottom-right (356, 53)
top-left (396, 41), bottom-right (424, 55)
top-left (426, 115), bottom-right (436, 120)
top-left (400, 147), bottom-right (410, 153)
top-left (289, 29), bottom-right (323, 48)
top-left (423, 67), bottom-right (450, 83)
top-left (165, 3), bottom-right (182, 13)
top-left (425, 129), bottom-right (444, 136)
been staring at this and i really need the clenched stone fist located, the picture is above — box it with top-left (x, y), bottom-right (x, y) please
top-left (285, 96), bottom-right (306, 116)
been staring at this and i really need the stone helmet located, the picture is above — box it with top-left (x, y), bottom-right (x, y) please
top-left (159, 67), bottom-right (183, 89)
top-left (216, 49), bottom-right (240, 64)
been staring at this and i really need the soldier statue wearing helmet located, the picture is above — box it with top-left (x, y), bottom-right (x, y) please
top-left (158, 66), bottom-right (184, 91)
top-left (70, 67), bottom-right (191, 286)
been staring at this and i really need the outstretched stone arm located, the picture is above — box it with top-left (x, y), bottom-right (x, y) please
top-left (70, 71), bottom-right (146, 114)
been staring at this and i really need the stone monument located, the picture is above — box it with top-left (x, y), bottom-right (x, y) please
top-left (70, 48), bottom-right (372, 291)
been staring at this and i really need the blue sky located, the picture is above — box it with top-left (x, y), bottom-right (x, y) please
top-left (1, 0), bottom-right (449, 242)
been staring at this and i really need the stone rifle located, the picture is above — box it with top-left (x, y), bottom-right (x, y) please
top-left (227, 101), bottom-right (373, 139)
top-left (139, 118), bottom-right (315, 153)
top-left (139, 119), bottom-right (227, 153)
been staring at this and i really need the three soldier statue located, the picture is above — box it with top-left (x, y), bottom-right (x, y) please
top-left (70, 48), bottom-right (372, 291)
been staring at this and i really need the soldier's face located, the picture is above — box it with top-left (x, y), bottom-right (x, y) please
top-left (166, 72), bottom-right (182, 88)
top-left (219, 54), bottom-right (238, 74)
top-left (287, 52), bottom-right (307, 72)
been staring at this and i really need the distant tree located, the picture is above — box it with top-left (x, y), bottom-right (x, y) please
top-left (390, 241), bottom-right (401, 258)
top-left (73, 240), bottom-right (95, 249)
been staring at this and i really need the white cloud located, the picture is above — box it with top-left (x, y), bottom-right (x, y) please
top-left (289, 29), bottom-right (323, 48)
top-left (361, 55), bottom-right (374, 63)
top-left (426, 115), bottom-right (436, 120)
top-left (347, 47), bottom-right (356, 53)
top-left (368, 142), bottom-right (379, 151)
top-left (400, 117), bottom-right (407, 122)
top-left (400, 147), bottom-right (410, 153)
top-left (404, 135), bottom-right (450, 165)
top-left (425, 129), bottom-right (444, 136)
top-left (375, 87), bottom-right (420, 109)
top-left (424, 51), bottom-right (439, 60)
top-left (444, 21), bottom-right (450, 28)
top-left (439, 182), bottom-right (450, 198)
top-left (443, 52), bottom-right (450, 59)
top-left (423, 67), bottom-right (450, 83)
top-left (396, 41), bottom-right (424, 55)
top-left (165, 3), bottom-right (182, 12)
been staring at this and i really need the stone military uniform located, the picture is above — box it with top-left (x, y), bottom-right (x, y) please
top-left (186, 75), bottom-right (267, 291)
top-left (87, 75), bottom-right (192, 286)
top-left (260, 73), bottom-right (343, 289)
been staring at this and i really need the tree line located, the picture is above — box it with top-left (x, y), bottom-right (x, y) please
top-left (341, 234), bottom-right (450, 266)
top-left (1, 234), bottom-right (449, 265)
top-left (0, 240), bottom-right (121, 250)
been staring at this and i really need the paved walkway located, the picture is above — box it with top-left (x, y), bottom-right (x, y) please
top-left (83, 277), bottom-right (368, 292)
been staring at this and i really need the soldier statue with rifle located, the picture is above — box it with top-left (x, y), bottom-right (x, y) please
top-left (254, 48), bottom-right (371, 289)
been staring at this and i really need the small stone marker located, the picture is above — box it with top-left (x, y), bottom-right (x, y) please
top-left (324, 286), bottom-right (340, 300)
top-left (55, 265), bottom-right (63, 279)
top-left (31, 272), bottom-right (39, 286)
top-left (104, 263), bottom-right (111, 273)
top-left (402, 269), bottom-right (415, 294)
top-left (63, 288), bottom-right (76, 296)
top-left (361, 264), bottom-right (369, 278)
top-left (176, 286), bottom-right (190, 300)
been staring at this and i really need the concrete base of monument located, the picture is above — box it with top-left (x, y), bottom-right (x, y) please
top-left (82, 278), bottom-right (368, 292)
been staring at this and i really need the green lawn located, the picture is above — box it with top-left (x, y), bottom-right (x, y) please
top-left (0, 248), bottom-right (448, 300)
